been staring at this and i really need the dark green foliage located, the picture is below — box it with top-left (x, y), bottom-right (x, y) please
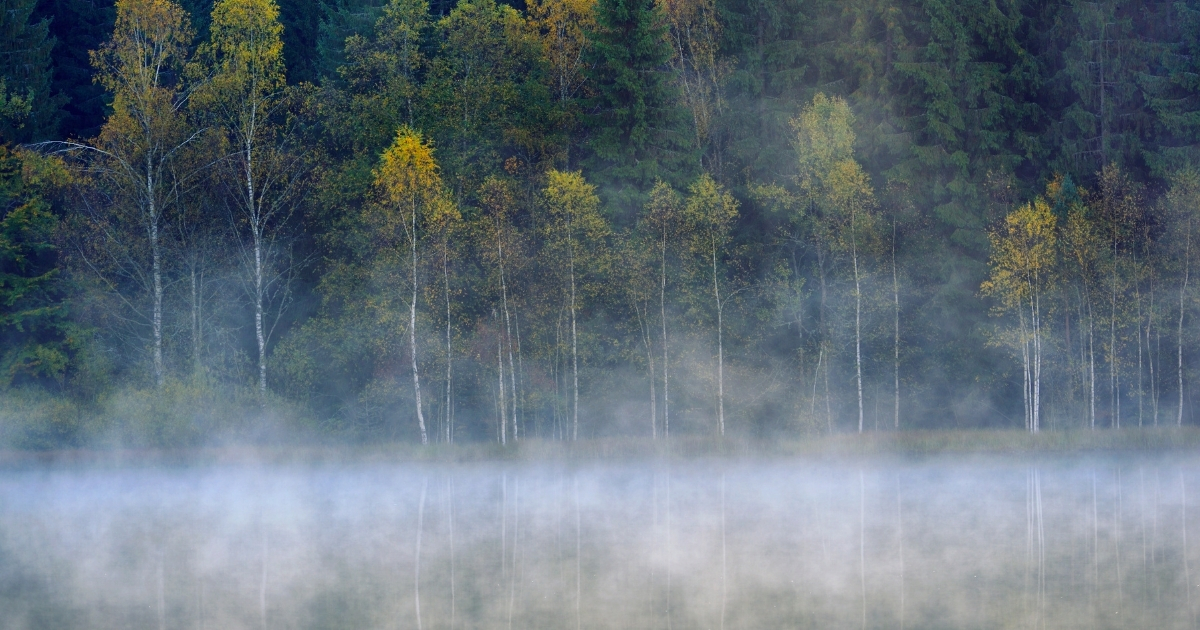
top-left (0, 0), bottom-right (61, 141)
top-left (0, 145), bottom-right (75, 388)
top-left (280, 0), bottom-right (322, 83)
top-left (33, 0), bottom-right (114, 140)
top-left (582, 0), bottom-right (691, 217)
top-left (315, 0), bottom-right (387, 81)
top-left (1143, 1), bottom-right (1200, 175)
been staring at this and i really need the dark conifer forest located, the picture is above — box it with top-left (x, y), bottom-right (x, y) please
top-left (2, 0), bottom-right (1200, 447)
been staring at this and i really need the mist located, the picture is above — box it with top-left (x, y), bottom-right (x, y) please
top-left (3, 455), bottom-right (1198, 629)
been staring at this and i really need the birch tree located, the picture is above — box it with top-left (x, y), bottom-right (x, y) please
top-left (618, 223), bottom-right (660, 439)
top-left (526, 0), bottom-right (594, 106)
top-left (193, 0), bottom-right (306, 401)
top-left (982, 197), bottom-right (1057, 433)
top-left (427, 190), bottom-right (461, 443)
top-left (793, 93), bottom-right (876, 433)
top-left (542, 170), bottom-right (608, 440)
top-left (643, 180), bottom-right (682, 437)
top-left (1165, 168), bottom-right (1200, 426)
top-left (1062, 198), bottom-right (1103, 428)
top-left (661, 0), bottom-right (729, 173)
top-left (374, 126), bottom-right (443, 445)
top-left (480, 176), bottom-right (521, 443)
top-left (683, 173), bottom-right (738, 436)
top-left (68, 0), bottom-right (196, 387)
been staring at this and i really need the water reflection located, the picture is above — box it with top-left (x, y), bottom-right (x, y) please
top-left (1, 456), bottom-right (1197, 629)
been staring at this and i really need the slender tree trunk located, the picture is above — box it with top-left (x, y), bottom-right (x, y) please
top-left (569, 225), bottom-right (579, 441)
top-left (811, 347), bottom-right (823, 428)
top-left (712, 237), bottom-right (725, 436)
top-left (1180, 217), bottom-right (1190, 427)
top-left (1032, 282), bottom-right (1042, 433)
top-left (244, 139), bottom-right (269, 404)
top-left (411, 201), bottom-right (427, 445)
top-left (254, 227), bottom-right (266, 402)
top-left (498, 321), bottom-right (506, 444)
top-left (149, 174), bottom-right (164, 388)
top-left (1138, 270), bottom-right (1145, 426)
top-left (661, 225), bottom-right (670, 439)
top-left (1112, 250), bottom-right (1119, 429)
top-left (515, 313), bottom-right (525, 438)
top-left (818, 244), bottom-right (832, 433)
top-left (852, 228), bottom-right (864, 433)
top-left (554, 310), bottom-right (563, 440)
top-left (190, 260), bottom-right (201, 373)
top-left (498, 224), bottom-right (516, 442)
top-left (892, 219), bottom-right (900, 429)
top-left (1150, 275), bottom-right (1159, 426)
top-left (824, 345), bottom-right (833, 435)
top-left (1020, 303), bottom-right (1032, 432)
top-left (635, 304), bottom-right (657, 439)
top-left (444, 241), bottom-right (453, 443)
top-left (1088, 290), bottom-right (1097, 429)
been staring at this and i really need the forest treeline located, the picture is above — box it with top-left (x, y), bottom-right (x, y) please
top-left (1, 0), bottom-right (1200, 447)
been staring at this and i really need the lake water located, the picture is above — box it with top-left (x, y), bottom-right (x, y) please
top-left (1, 454), bottom-right (1197, 629)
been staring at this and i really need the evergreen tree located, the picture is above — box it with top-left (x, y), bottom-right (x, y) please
top-left (279, 0), bottom-right (322, 83)
top-left (0, 145), bottom-right (75, 388)
top-left (582, 0), bottom-right (690, 217)
top-left (0, 0), bottom-right (60, 141)
top-left (33, 0), bottom-right (115, 140)
top-left (1143, 2), bottom-right (1200, 176)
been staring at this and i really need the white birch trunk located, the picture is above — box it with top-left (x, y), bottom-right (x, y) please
top-left (411, 200), bottom-right (427, 445)
top-left (498, 323), bottom-right (506, 444)
top-left (569, 218), bottom-right (579, 442)
top-left (661, 225), bottom-right (670, 439)
top-left (498, 223), bottom-right (517, 442)
top-left (444, 243), bottom-right (453, 443)
top-left (1112, 251), bottom-right (1119, 428)
top-left (1180, 216), bottom-right (1191, 427)
top-left (892, 219), bottom-right (900, 429)
top-left (711, 236), bottom-right (724, 436)
top-left (150, 178), bottom-right (163, 387)
top-left (852, 226), bottom-right (863, 433)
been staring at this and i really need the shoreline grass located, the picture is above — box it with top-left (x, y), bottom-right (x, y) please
top-left (1, 426), bottom-right (1198, 468)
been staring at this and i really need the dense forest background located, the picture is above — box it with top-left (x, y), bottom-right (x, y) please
top-left (1, 0), bottom-right (1199, 447)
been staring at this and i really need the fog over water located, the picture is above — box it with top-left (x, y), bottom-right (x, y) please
top-left (2, 456), bottom-right (1198, 629)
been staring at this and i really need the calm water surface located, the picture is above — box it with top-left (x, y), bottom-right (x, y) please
top-left (1, 454), bottom-right (1197, 629)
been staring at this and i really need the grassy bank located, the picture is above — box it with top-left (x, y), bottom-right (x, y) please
top-left (2, 427), bottom-right (1198, 468)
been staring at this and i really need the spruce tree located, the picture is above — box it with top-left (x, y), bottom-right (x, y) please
top-left (583, 0), bottom-right (690, 217)
top-left (33, 0), bottom-right (114, 140)
top-left (1143, 2), bottom-right (1200, 176)
top-left (0, 0), bottom-right (60, 141)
